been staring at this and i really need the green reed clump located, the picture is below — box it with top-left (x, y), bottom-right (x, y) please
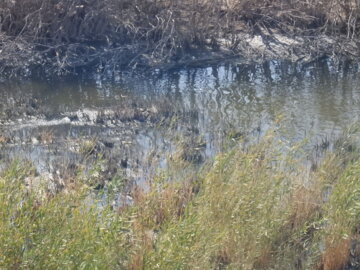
top-left (142, 133), bottom-right (295, 269)
top-left (1, 128), bottom-right (360, 269)
top-left (314, 158), bottom-right (360, 270)
top-left (0, 161), bottom-right (131, 269)
top-left (138, 130), bottom-right (360, 270)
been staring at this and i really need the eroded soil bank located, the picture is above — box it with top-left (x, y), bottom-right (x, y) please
top-left (1, 0), bottom-right (360, 76)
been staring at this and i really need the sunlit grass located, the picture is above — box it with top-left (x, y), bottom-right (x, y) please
top-left (1, 129), bottom-right (360, 269)
top-left (0, 162), bottom-right (130, 269)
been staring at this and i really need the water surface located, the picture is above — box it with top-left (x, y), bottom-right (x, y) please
top-left (1, 59), bottom-right (360, 185)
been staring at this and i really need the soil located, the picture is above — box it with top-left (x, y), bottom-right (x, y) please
top-left (1, 27), bottom-right (359, 77)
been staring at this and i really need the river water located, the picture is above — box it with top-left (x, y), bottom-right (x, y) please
top-left (1, 59), bottom-right (360, 189)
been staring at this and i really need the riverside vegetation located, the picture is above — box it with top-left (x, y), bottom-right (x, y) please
top-left (1, 0), bottom-right (360, 76)
top-left (1, 1), bottom-right (360, 269)
top-left (1, 126), bottom-right (360, 269)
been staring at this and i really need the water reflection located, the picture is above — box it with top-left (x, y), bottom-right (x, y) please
top-left (1, 59), bottom-right (360, 183)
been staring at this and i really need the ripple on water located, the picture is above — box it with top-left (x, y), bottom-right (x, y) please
top-left (1, 59), bottom-right (360, 185)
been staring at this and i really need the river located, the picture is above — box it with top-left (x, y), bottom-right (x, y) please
top-left (1, 59), bottom-right (360, 191)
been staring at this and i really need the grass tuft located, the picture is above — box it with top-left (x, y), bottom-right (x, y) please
top-left (1, 128), bottom-right (360, 269)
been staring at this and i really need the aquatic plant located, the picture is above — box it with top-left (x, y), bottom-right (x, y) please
top-left (0, 161), bottom-right (131, 269)
top-left (1, 129), bottom-right (360, 269)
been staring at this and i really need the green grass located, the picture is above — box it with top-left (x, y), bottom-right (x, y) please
top-left (0, 162), bottom-right (131, 269)
top-left (1, 130), bottom-right (360, 269)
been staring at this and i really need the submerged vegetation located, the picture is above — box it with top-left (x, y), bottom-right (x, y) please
top-left (1, 128), bottom-right (360, 269)
top-left (1, 0), bottom-right (360, 75)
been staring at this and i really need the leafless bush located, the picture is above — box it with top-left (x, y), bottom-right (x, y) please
top-left (0, 0), bottom-right (359, 75)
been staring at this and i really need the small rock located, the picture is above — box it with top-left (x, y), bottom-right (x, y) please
top-left (31, 137), bottom-right (39, 145)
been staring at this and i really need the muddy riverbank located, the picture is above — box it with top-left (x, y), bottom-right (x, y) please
top-left (1, 0), bottom-right (360, 77)
top-left (1, 28), bottom-right (359, 77)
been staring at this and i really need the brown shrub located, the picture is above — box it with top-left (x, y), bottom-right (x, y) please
top-left (289, 184), bottom-right (322, 229)
top-left (320, 239), bottom-right (351, 270)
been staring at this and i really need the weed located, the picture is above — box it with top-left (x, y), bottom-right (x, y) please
top-left (1, 128), bottom-right (360, 269)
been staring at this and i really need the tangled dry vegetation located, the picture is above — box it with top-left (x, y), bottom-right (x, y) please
top-left (0, 0), bottom-right (359, 75)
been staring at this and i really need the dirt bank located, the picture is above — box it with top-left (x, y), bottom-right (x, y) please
top-left (1, 0), bottom-right (360, 76)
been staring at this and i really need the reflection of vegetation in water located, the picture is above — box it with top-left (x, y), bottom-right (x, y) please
top-left (1, 127), bottom-right (360, 269)
top-left (169, 135), bottom-right (207, 167)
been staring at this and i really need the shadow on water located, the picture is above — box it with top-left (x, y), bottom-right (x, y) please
top-left (1, 59), bottom-right (360, 190)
